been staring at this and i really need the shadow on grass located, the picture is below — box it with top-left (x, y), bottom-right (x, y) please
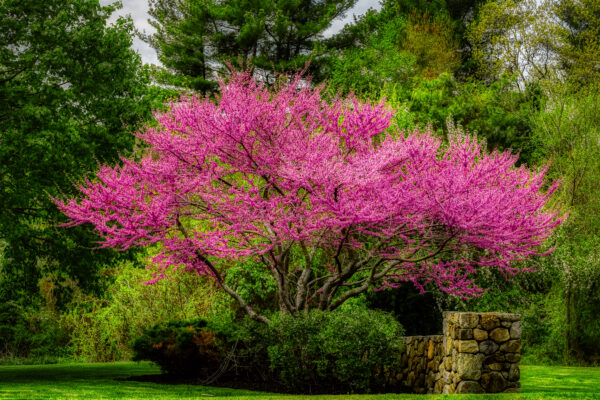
top-left (1, 362), bottom-right (600, 399)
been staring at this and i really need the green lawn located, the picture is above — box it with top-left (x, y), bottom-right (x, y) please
top-left (0, 362), bottom-right (598, 399)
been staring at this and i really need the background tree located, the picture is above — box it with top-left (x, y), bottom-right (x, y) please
top-left (323, 0), bottom-right (543, 166)
top-left (143, 0), bottom-right (357, 90)
top-left (467, 0), bottom-right (562, 87)
top-left (143, 0), bottom-right (218, 92)
top-left (530, 80), bottom-right (600, 360)
top-left (555, 0), bottom-right (600, 86)
top-left (57, 72), bottom-right (562, 324)
top-left (0, 0), bottom-right (152, 307)
top-left (325, 12), bottom-right (460, 97)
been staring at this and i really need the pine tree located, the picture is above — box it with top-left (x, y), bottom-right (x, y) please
top-left (143, 0), bottom-right (357, 90)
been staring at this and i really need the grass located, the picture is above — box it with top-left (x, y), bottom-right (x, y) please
top-left (0, 362), bottom-right (599, 399)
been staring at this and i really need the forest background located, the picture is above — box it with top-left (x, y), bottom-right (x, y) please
top-left (1, 0), bottom-right (599, 366)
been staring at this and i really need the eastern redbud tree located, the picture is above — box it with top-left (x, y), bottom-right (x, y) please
top-left (56, 72), bottom-right (562, 324)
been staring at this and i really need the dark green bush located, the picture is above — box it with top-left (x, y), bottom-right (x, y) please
top-left (0, 303), bottom-right (70, 363)
top-left (0, 302), bottom-right (30, 358)
top-left (264, 308), bottom-right (404, 393)
top-left (133, 308), bottom-right (404, 393)
top-left (132, 318), bottom-right (225, 376)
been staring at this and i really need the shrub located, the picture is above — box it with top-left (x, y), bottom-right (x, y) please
top-left (63, 260), bottom-right (235, 362)
top-left (132, 318), bottom-right (225, 377)
top-left (0, 302), bottom-right (30, 359)
top-left (0, 302), bottom-right (70, 363)
top-left (132, 307), bottom-right (404, 393)
top-left (264, 308), bottom-right (404, 393)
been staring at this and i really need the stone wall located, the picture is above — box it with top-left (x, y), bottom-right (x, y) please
top-left (396, 311), bottom-right (522, 394)
top-left (397, 335), bottom-right (444, 394)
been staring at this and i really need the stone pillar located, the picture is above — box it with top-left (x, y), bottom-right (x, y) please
top-left (437, 311), bottom-right (522, 394)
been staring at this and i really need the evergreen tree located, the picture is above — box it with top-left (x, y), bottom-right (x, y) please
top-left (0, 0), bottom-right (152, 306)
top-left (143, 0), bottom-right (357, 90)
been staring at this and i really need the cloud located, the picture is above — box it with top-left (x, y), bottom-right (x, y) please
top-left (99, 0), bottom-right (158, 65)
top-left (324, 0), bottom-right (382, 37)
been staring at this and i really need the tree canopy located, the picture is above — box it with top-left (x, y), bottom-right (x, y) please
top-left (143, 0), bottom-right (357, 91)
top-left (0, 0), bottom-right (152, 304)
top-left (57, 72), bottom-right (562, 323)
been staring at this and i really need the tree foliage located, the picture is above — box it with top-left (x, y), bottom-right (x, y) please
top-left (143, 0), bottom-right (357, 91)
top-left (325, 12), bottom-right (460, 97)
top-left (555, 0), bottom-right (600, 85)
top-left (0, 0), bottom-right (152, 304)
top-left (468, 0), bottom-right (561, 86)
top-left (57, 72), bottom-right (562, 323)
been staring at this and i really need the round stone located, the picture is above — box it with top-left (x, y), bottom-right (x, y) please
top-left (457, 328), bottom-right (474, 340)
top-left (489, 328), bottom-right (510, 343)
top-left (456, 380), bottom-right (484, 394)
top-left (428, 340), bottom-right (435, 359)
top-left (508, 364), bottom-right (520, 381)
top-left (481, 371), bottom-right (507, 393)
top-left (457, 340), bottom-right (479, 353)
top-left (485, 353), bottom-right (505, 363)
top-left (458, 313), bottom-right (480, 329)
top-left (456, 353), bottom-right (485, 380)
top-left (488, 363), bottom-right (504, 371)
top-left (480, 340), bottom-right (499, 354)
top-left (510, 321), bottom-right (522, 339)
top-left (500, 340), bottom-right (522, 353)
top-left (474, 328), bottom-right (488, 341)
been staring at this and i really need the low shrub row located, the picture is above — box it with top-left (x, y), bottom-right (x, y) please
top-left (132, 308), bottom-right (405, 394)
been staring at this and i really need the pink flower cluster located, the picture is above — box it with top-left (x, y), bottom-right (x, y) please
top-left (55, 71), bottom-right (562, 314)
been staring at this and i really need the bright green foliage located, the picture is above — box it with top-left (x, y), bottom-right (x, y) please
top-left (467, 0), bottom-right (560, 84)
top-left (467, 0), bottom-right (599, 87)
top-left (326, 17), bottom-right (416, 97)
top-left (325, 10), bottom-right (459, 97)
top-left (144, 0), bottom-right (357, 90)
top-left (0, 0), bottom-right (152, 306)
top-left (2, 258), bottom-right (231, 362)
top-left (379, 75), bottom-right (542, 165)
top-left (538, 233), bottom-right (600, 364)
top-left (325, 3), bottom-right (541, 165)
top-left (525, 83), bottom-right (600, 363)
top-left (532, 84), bottom-right (600, 215)
top-left (555, 0), bottom-right (600, 85)
top-left (324, 0), bottom-right (486, 91)
top-left (63, 260), bottom-right (233, 362)
top-left (224, 259), bottom-right (277, 314)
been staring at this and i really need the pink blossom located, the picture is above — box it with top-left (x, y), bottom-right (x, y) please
top-left (54, 71), bottom-right (563, 323)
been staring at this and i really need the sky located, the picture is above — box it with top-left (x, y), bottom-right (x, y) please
top-left (99, 0), bottom-right (382, 65)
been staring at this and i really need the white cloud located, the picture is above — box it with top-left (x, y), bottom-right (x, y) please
top-left (323, 0), bottom-right (382, 38)
top-left (99, 0), bottom-right (158, 64)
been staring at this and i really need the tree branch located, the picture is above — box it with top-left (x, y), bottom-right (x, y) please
top-left (176, 217), bottom-right (270, 323)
